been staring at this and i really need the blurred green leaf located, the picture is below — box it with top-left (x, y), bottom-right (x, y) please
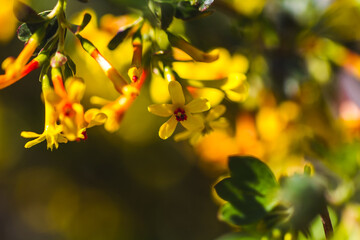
top-left (313, 0), bottom-right (360, 41)
top-left (67, 13), bottom-right (92, 35)
top-left (107, 17), bottom-right (143, 50)
top-left (167, 31), bottom-right (219, 62)
top-left (281, 174), bottom-right (327, 231)
top-left (215, 232), bottom-right (262, 240)
top-left (160, 3), bottom-right (175, 29)
top-left (13, 1), bottom-right (45, 23)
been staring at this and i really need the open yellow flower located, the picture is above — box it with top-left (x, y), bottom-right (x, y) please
top-left (174, 104), bottom-right (228, 145)
top-left (21, 76), bottom-right (68, 150)
top-left (148, 81), bottom-right (211, 140)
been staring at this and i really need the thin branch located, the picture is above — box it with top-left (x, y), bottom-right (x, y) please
top-left (320, 206), bottom-right (333, 239)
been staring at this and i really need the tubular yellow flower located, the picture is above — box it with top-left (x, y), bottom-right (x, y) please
top-left (0, 29), bottom-right (45, 89)
top-left (76, 34), bottom-right (138, 96)
top-left (128, 35), bottom-right (143, 82)
top-left (148, 81), bottom-right (211, 140)
top-left (87, 69), bottom-right (147, 132)
top-left (49, 67), bottom-right (88, 141)
top-left (21, 75), bottom-right (68, 150)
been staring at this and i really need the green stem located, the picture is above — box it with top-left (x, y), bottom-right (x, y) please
top-left (56, 0), bottom-right (67, 52)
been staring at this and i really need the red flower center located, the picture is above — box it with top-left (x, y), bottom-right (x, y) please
top-left (63, 103), bottom-right (75, 117)
top-left (174, 108), bottom-right (187, 121)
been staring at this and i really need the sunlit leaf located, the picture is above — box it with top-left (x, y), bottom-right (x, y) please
top-left (167, 31), bottom-right (219, 62)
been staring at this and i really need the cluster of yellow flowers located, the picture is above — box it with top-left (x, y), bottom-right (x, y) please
top-left (0, 0), bottom-right (249, 150)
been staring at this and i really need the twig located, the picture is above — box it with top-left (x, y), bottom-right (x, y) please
top-left (320, 206), bottom-right (333, 239)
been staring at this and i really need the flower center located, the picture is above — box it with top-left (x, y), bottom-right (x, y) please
top-left (174, 107), bottom-right (187, 121)
top-left (63, 103), bottom-right (75, 117)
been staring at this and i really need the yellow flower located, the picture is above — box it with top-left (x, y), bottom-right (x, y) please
top-left (21, 76), bottom-right (68, 150)
top-left (148, 81), bottom-right (211, 140)
top-left (174, 104), bottom-right (228, 145)
top-left (87, 95), bottom-right (129, 132)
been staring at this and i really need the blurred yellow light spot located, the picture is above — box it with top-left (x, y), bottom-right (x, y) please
top-left (278, 101), bottom-right (300, 123)
top-left (231, 0), bottom-right (266, 17)
top-left (307, 56), bottom-right (331, 83)
top-left (284, 232), bottom-right (293, 240)
top-left (236, 114), bottom-right (264, 159)
top-left (256, 107), bottom-right (285, 141)
top-left (196, 130), bottom-right (238, 169)
top-left (0, 0), bottom-right (22, 43)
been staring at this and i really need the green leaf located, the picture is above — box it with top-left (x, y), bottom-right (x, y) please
top-left (159, 3), bottom-right (175, 30)
top-left (67, 13), bottom-right (92, 35)
top-left (214, 156), bottom-right (279, 225)
top-left (17, 23), bottom-right (34, 42)
top-left (108, 27), bottom-right (133, 50)
top-left (166, 31), bottom-right (219, 62)
top-left (13, 1), bottom-right (45, 23)
top-left (17, 11), bottom-right (58, 45)
top-left (281, 175), bottom-right (327, 231)
top-left (66, 56), bottom-right (77, 75)
top-left (198, 0), bottom-right (214, 11)
top-left (228, 156), bottom-right (279, 207)
top-left (107, 17), bottom-right (143, 50)
top-left (175, 1), bottom-right (213, 20)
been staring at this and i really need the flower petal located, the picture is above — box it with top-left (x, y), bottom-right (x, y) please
top-left (169, 81), bottom-right (185, 105)
top-left (159, 115), bottom-right (178, 140)
top-left (24, 135), bottom-right (46, 148)
top-left (206, 104), bottom-right (226, 122)
top-left (85, 108), bottom-right (108, 128)
top-left (180, 113), bottom-right (204, 130)
top-left (185, 98), bottom-right (210, 113)
top-left (20, 131), bottom-right (41, 138)
top-left (148, 104), bottom-right (173, 117)
top-left (209, 117), bottom-right (229, 129)
top-left (174, 130), bottom-right (193, 142)
top-left (66, 77), bottom-right (86, 103)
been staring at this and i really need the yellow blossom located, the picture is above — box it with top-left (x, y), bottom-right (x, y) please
top-left (21, 76), bottom-right (68, 150)
top-left (148, 81), bottom-right (211, 140)
top-left (174, 104), bottom-right (228, 145)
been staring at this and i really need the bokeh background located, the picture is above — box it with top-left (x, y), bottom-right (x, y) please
top-left (2, 0), bottom-right (360, 239)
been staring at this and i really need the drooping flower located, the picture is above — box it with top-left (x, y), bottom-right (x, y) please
top-left (174, 104), bottom-right (228, 145)
top-left (21, 75), bottom-right (68, 150)
top-left (148, 80), bottom-right (211, 139)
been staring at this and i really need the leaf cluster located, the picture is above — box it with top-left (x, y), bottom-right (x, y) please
top-left (214, 156), bottom-right (329, 239)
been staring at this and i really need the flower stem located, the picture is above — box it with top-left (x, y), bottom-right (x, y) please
top-left (320, 206), bottom-right (333, 239)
